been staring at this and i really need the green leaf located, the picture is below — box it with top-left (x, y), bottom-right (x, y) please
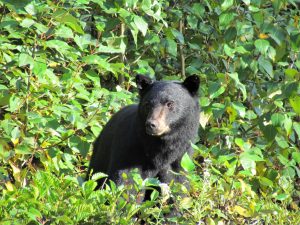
top-left (217, 154), bottom-right (236, 163)
top-left (241, 151), bottom-right (264, 161)
top-left (249, 5), bottom-right (260, 12)
top-left (150, 189), bottom-right (160, 201)
top-left (9, 95), bottom-right (22, 112)
top-left (267, 25), bottom-right (286, 45)
top-left (20, 18), bottom-right (35, 28)
top-left (55, 25), bottom-right (74, 39)
top-left (24, 3), bottom-right (36, 15)
top-left (142, 178), bottom-right (159, 187)
top-left (227, 106), bottom-right (237, 123)
top-left (134, 15), bottom-right (148, 36)
top-left (74, 34), bottom-right (92, 50)
top-left (53, 10), bottom-right (84, 34)
top-left (165, 38), bottom-right (177, 57)
top-left (208, 83), bottom-right (225, 99)
top-left (293, 122), bottom-right (300, 138)
top-left (82, 180), bottom-right (98, 197)
top-left (19, 53), bottom-right (34, 67)
top-left (261, 124), bottom-right (277, 142)
top-left (228, 73), bottom-right (247, 101)
top-left (82, 55), bottom-right (102, 64)
top-left (275, 193), bottom-right (289, 201)
top-left (232, 205), bottom-right (252, 217)
top-left (126, 0), bottom-right (139, 8)
top-left (91, 172), bottom-right (108, 181)
top-left (289, 95), bottom-right (300, 114)
top-left (98, 42), bottom-right (126, 54)
top-left (278, 154), bottom-right (289, 165)
top-left (284, 116), bottom-right (293, 136)
top-left (240, 154), bottom-right (256, 172)
top-left (85, 70), bottom-right (100, 85)
top-left (171, 29), bottom-right (184, 44)
top-left (259, 177), bottom-right (273, 187)
top-left (180, 197), bottom-right (194, 209)
top-left (292, 152), bottom-right (300, 164)
top-left (192, 3), bottom-right (205, 18)
top-left (219, 12), bottom-right (236, 27)
top-left (275, 135), bottom-right (289, 149)
top-left (224, 44), bottom-right (235, 57)
top-left (271, 113), bottom-right (284, 127)
top-left (254, 39), bottom-right (270, 55)
top-left (187, 15), bottom-right (198, 29)
top-left (33, 61), bottom-right (47, 77)
top-left (34, 22), bottom-right (48, 34)
top-left (235, 46), bottom-right (248, 54)
top-left (235, 138), bottom-right (244, 148)
top-left (130, 27), bottom-right (139, 46)
top-left (15, 144), bottom-right (31, 155)
top-left (82, 55), bottom-right (114, 73)
top-left (282, 167), bottom-right (295, 179)
top-left (69, 136), bottom-right (90, 158)
top-left (232, 102), bottom-right (246, 118)
top-left (11, 126), bottom-right (20, 140)
top-left (258, 56), bottom-right (273, 77)
top-left (181, 152), bottom-right (195, 172)
top-left (284, 68), bottom-right (298, 80)
top-left (221, 0), bottom-right (234, 11)
top-left (27, 207), bottom-right (42, 221)
top-left (200, 97), bottom-right (210, 107)
top-left (224, 27), bottom-right (237, 42)
top-left (46, 40), bottom-right (71, 54)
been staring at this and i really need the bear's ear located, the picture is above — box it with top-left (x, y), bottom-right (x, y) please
top-left (183, 75), bottom-right (200, 95)
top-left (136, 75), bottom-right (153, 93)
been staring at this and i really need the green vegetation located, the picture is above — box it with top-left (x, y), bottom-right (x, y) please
top-left (0, 0), bottom-right (300, 224)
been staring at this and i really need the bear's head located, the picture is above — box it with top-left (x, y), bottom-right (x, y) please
top-left (136, 75), bottom-right (200, 136)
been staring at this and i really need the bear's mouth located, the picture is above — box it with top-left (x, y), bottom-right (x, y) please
top-left (145, 126), bottom-right (170, 136)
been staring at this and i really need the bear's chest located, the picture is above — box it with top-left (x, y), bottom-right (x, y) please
top-left (142, 141), bottom-right (188, 169)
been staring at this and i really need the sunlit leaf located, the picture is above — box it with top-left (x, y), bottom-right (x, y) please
top-left (219, 12), bottom-right (236, 27)
top-left (254, 39), bottom-right (270, 55)
top-left (181, 152), bottom-right (195, 172)
top-left (134, 15), bottom-right (148, 36)
top-left (180, 197), bottom-right (193, 209)
top-left (232, 205), bottom-right (252, 217)
top-left (292, 152), bottom-right (300, 164)
top-left (53, 10), bottom-right (84, 34)
top-left (221, 0), bottom-right (234, 11)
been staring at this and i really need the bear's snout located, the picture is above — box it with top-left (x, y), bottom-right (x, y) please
top-left (145, 119), bottom-right (159, 135)
top-left (145, 105), bottom-right (170, 136)
top-left (145, 120), bottom-right (169, 136)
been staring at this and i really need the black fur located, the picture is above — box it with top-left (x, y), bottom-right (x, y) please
top-left (88, 75), bottom-right (200, 187)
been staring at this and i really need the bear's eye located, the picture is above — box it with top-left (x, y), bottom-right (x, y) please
top-left (166, 101), bottom-right (174, 109)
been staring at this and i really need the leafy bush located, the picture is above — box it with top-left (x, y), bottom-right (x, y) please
top-left (0, 0), bottom-right (300, 224)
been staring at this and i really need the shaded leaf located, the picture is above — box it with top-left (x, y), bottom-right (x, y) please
top-left (228, 73), bottom-right (247, 101)
top-left (289, 95), bottom-right (300, 114)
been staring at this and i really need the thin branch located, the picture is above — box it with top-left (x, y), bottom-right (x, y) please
top-left (118, 23), bottom-right (126, 85)
top-left (179, 19), bottom-right (185, 78)
top-left (129, 45), bottom-right (152, 66)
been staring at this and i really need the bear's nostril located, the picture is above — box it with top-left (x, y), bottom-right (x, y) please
top-left (146, 121), bottom-right (156, 129)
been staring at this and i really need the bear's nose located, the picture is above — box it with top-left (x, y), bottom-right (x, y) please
top-left (146, 120), bottom-right (157, 130)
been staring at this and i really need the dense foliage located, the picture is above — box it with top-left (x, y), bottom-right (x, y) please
top-left (0, 0), bottom-right (300, 224)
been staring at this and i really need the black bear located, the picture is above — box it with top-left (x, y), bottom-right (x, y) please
top-left (88, 74), bottom-right (200, 187)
